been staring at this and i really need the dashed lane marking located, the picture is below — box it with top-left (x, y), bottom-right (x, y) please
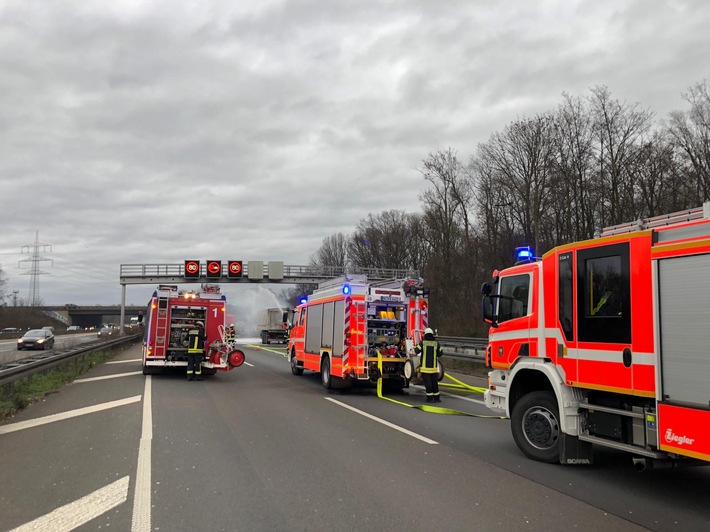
top-left (325, 397), bottom-right (438, 445)
top-left (0, 396), bottom-right (142, 435)
top-left (10, 476), bottom-right (129, 532)
top-left (75, 371), bottom-right (143, 383)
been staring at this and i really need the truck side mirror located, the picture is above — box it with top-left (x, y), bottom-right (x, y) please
top-left (481, 282), bottom-right (492, 296)
top-left (482, 297), bottom-right (498, 328)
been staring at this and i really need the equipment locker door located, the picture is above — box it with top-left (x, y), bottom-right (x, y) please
top-left (657, 253), bottom-right (710, 407)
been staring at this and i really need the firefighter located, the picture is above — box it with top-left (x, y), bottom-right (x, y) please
top-left (187, 321), bottom-right (205, 381)
top-left (226, 324), bottom-right (236, 343)
top-left (415, 328), bottom-right (443, 403)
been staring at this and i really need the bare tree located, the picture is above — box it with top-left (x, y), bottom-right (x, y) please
top-left (631, 131), bottom-right (686, 217)
top-left (0, 264), bottom-right (7, 306)
top-left (667, 80), bottom-right (710, 203)
top-left (476, 115), bottom-right (556, 252)
top-left (417, 149), bottom-right (480, 334)
top-left (349, 210), bottom-right (416, 270)
top-left (550, 93), bottom-right (598, 242)
top-left (589, 86), bottom-right (654, 225)
top-left (312, 233), bottom-right (349, 268)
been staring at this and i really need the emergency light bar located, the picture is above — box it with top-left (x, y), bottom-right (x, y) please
top-left (516, 246), bottom-right (534, 262)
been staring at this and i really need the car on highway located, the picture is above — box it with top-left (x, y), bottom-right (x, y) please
top-left (97, 325), bottom-right (118, 338)
top-left (17, 329), bottom-right (55, 350)
top-left (67, 325), bottom-right (82, 331)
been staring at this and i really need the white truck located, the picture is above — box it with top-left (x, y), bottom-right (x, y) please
top-left (259, 307), bottom-right (291, 344)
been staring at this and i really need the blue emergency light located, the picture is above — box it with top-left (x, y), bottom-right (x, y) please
top-left (342, 284), bottom-right (351, 295)
top-left (299, 296), bottom-right (308, 305)
top-left (516, 246), bottom-right (534, 262)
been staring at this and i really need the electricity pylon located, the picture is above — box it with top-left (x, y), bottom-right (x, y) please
top-left (19, 230), bottom-right (52, 307)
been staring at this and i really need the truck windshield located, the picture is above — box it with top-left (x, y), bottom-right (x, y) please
top-left (497, 273), bottom-right (531, 323)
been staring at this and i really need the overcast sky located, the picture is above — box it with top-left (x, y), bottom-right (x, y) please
top-left (0, 0), bottom-right (708, 309)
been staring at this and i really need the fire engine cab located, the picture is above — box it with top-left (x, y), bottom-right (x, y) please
top-left (287, 275), bottom-right (432, 390)
top-left (142, 284), bottom-right (245, 376)
top-left (481, 204), bottom-right (710, 468)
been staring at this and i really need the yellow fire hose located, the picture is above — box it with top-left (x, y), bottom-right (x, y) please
top-left (251, 345), bottom-right (504, 418)
top-left (377, 353), bottom-right (505, 418)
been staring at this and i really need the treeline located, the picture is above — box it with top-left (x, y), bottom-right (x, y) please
top-left (297, 81), bottom-right (710, 336)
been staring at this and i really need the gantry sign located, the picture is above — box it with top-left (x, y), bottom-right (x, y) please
top-left (117, 261), bottom-right (418, 331)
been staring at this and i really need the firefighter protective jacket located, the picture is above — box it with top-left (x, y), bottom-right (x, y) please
top-left (187, 327), bottom-right (205, 354)
top-left (416, 338), bottom-right (442, 374)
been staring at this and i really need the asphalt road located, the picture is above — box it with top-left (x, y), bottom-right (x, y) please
top-left (0, 341), bottom-right (708, 531)
top-left (0, 333), bottom-right (100, 364)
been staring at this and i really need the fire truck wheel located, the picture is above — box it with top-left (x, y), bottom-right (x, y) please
top-left (321, 356), bottom-right (332, 389)
top-left (142, 365), bottom-right (158, 375)
top-left (290, 350), bottom-right (303, 375)
top-left (437, 360), bottom-right (445, 382)
top-left (202, 367), bottom-right (217, 376)
top-left (403, 359), bottom-right (415, 381)
top-left (511, 391), bottom-right (560, 464)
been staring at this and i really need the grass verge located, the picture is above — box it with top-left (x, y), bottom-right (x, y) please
top-left (0, 349), bottom-right (116, 423)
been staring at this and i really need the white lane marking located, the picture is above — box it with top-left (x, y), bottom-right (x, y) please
top-left (75, 371), bottom-right (143, 383)
top-left (10, 476), bottom-right (129, 532)
top-left (131, 375), bottom-right (152, 532)
top-left (106, 359), bottom-right (142, 364)
top-left (0, 396), bottom-right (142, 435)
top-left (244, 361), bottom-right (254, 367)
top-left (325, 397), bottom-right (438, 445)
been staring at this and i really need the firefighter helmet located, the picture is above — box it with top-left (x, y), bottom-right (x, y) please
top-left (196, 321), bottom-right (204, 327)
top-left (424, 327), bottom-right (434, 336)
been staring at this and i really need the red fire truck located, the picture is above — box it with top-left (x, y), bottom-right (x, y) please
top-left (142, 284), bottom-right (245, 376)
top-left (287, 275), bottom-right (432, 390)
top-left (481, 204), bottom-right (710, 468)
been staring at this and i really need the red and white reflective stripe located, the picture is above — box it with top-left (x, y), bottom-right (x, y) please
top-left (343, 296), bottom-right (352, 366)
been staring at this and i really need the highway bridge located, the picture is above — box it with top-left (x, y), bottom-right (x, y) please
top-left (38, 305), bottom-right (145, 329)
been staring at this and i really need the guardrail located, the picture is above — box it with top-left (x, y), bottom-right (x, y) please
top-left (0, 334), bottom-right (141, 387)
top-left (437, 336), bottom-right (488, 362)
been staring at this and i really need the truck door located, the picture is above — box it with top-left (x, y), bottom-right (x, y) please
top-left (576, 242), bottom-right (632, 392)
top-left (491, 270), bottom-right (532, 368)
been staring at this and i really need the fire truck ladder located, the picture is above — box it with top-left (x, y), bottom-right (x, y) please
top-left (154, 295), bottom-right (170, 358)
top-left (351, 301), bottom-right (369, 379)
top-left (600, 202), bottom-right (710, 237)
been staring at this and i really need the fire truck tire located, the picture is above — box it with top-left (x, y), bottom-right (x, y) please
top-left (290, 350), bottom-right (304, 375)
top-left (437, 360), bottom-right (445, 382)
top-left (403, 359), bottom-right (415, 381)
top-left (511, 391), bottom-right (560, 464)
top-left (321, 356), bottom-right (333, 389)
top-left (202, 367), bottom-right (217, 376)
top-left (142, 365), bottom-right (158, 375)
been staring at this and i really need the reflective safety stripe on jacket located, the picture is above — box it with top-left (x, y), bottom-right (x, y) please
top-left (187, 328), bottom-right (205, 354)
top-left (418, 340), bottom-right (439, 373)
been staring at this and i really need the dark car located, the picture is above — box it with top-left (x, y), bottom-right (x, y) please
top-left (17, 329), bottom-right (55, 350)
